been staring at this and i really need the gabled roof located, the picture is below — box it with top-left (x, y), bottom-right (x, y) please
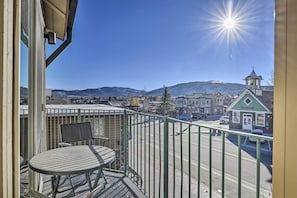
top-left (227, 89), bottom-right (272, 113)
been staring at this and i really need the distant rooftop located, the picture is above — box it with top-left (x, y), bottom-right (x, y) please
top-left (20, 104), bottom-right (125, 115)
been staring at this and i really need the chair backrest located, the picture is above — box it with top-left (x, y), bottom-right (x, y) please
top-left (60, 122), bottom-right (94, 144)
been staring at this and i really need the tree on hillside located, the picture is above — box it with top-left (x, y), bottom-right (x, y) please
top-left (158, 86), bottom-right (172, 115)
top-left (162, 86), bottom-right (171, 104)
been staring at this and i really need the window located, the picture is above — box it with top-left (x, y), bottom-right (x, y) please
top-left (256, 113), bottom-right (265, 126)
top-left (232, 111), bottom-right (240, 123)
top-left (244, 97), bottom-right (252, 105)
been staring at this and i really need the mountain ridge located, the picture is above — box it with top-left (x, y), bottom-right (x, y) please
top-left (20, 81), bottom-right (273, 98)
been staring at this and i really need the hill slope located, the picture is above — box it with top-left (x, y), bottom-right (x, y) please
top-left (146, 81), bottom-right (247, 97)
top-left (20, 81), bottom-right (273, 98)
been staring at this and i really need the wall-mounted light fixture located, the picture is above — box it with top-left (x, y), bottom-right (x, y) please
top-left (44, 31), bottom-right (56, 44)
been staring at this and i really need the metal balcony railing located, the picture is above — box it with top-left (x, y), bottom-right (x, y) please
top-left (20, 106), bottom-right (273, 198)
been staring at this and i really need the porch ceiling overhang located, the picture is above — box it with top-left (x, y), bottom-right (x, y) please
top-left (43, 0), bottom-right (69, 40)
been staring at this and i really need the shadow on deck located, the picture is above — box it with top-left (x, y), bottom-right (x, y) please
top-left (21, 166), bottom-right (146, 198)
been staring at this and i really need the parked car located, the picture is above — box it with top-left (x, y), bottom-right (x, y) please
top-left (192, 113), bottom-right (207, 120)
top-left (249, 129), bottom-right (265, 143)
top-left (175, 114), bottom-right (191, 121)
top-left (219, 116), bottom-right (229, 124)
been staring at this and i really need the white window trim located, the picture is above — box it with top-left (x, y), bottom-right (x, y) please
top-left (256, 113), bottom-right (265, 127)
top-left (232, 111), bottom-right (240, 123)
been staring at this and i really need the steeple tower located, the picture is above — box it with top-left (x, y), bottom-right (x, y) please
top-left (244, 67), bottom-right (263, 96)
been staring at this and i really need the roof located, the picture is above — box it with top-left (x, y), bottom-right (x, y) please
top-left (43, 0), bottom-right (77, 41)
top-left (20, 104), bottom-right (126, 115)
top-left (256, 91), bottom-right (274, 111)
top-left (244, 69), bottom-right (263, 80)
top-left (227, 89), bottom-right (273, 113)
top-left (43, 0), bottom-right (69, 40)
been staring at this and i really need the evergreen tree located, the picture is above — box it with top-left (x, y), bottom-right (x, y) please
top-left (162, 86), bottom-right (171, 104)
top-left (159, 86), bottom-right (171, 115)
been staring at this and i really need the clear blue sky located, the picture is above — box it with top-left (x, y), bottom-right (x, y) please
top-left (44, 0), bottom-right (274, 91)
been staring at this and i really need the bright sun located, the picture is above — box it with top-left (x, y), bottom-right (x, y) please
top-left (204, 0), bottom-right (260, 59)
top-left (223, 17), bottom-right (236, 30)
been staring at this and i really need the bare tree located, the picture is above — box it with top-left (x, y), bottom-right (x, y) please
top-left (267, 70), bottom-right (274, 86)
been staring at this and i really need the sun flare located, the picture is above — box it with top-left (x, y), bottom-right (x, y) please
top-left (223, 17), bottom-right (236, 30)
top-left (206, 0), bottom-right (255, 47)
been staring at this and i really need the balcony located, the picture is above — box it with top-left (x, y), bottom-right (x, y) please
top-left (20, 105), bottom-right (273, 197)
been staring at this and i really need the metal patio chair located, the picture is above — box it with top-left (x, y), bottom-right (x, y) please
top-left (58, 122), bottom-right (109, 195)
top-left (60, 122), bottom-right (109, 147)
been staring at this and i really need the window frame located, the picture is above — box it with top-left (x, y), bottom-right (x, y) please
top-left (232, 111), bottom-right (240, 123)
top-left (256, 113), bottom-right (265, 127)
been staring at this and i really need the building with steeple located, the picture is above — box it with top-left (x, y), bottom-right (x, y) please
top-left (227, 69), bottom-right (273, 133)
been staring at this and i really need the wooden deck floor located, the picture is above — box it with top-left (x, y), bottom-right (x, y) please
top-left (20, 166), bottom-right (145, 198)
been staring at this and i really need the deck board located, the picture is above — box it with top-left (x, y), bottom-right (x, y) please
top-left (21, 166), bottom-right (145, 198)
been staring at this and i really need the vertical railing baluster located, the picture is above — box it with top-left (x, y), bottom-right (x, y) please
top-left (140, 115), bottom-right (143, 188)
top-left (105, 111), bottom-right (107, 148)
top-left (238, 135), bottom-right (242, 198)
top-left (98, 110), bottom-right (101, 137)
top-left (45, 108), bottom-right (48, 150)
top-left (86, 109), bottom-right (90, 123)
top-left (222, 131), bottom-right (225, 198)
top-left (114, 110), bottom-right (117, 170)
top-left (148, 115), bottom-right (151, 197)
top-left (144, 115), bottom-right (147, 192)
top-left (172, 122), bottom-right (176, 198)
top-left (209, 128), bottom-right (212, 198)
top-left (197, 126), bottom-right (201, 197)
top-left (129, 112), bottom-right (132, 170)
top-left (133, 113), bottom-right (136, 178)
top-left (188, 124), bottom-right (191, 198)
top-left (153, 116), bottom-right (156, 197)
top-left (56, 108), bottom-right (60, 148)
top-left (77, 108), bottom-right (81, 123)
top-left (46, 108), bottom-right (53, 150)
top-left (163, 117), bottom-right (169, 198)
top-left (136, 114), bottom-right (139, 185)
top-left (158, 118), bottom-right (162, 198)
top-left (256, 139), bottom-right (261, 198)
top-left (123, 110), bottom-right (128, 175)
top-left (180, 123), bottom-right (183, 198)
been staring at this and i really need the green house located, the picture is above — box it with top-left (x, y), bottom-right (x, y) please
top-left (227, 70), bottom-right (273, 133)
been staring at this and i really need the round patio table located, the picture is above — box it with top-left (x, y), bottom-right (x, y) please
top-left (29, 145), bottom-right (115, 197)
